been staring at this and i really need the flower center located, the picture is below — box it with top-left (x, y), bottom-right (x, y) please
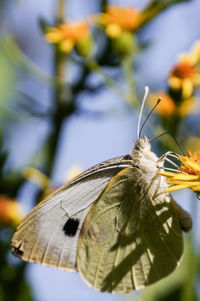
top-left (171, 62), bottom-right (196, 79)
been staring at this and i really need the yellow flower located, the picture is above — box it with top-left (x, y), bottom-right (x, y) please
top-left (169, 62), bottom-right (198, 98)
top-left (45, 21), bottom-right (92, 54)
top-left (179, 152), bottom-right (200, 175)
top-left (169, 41), bottom-right (200, 99)
top-left (0, 195), bottom-right (23, 227)
top-left (148, 92), bottom-right (176, 117)
top-left (159, 152), bottom-right (200, 192)
top-left (179, 41), bottom-right (200, 65)
top-left (96, 6), bottom-right (142, 38)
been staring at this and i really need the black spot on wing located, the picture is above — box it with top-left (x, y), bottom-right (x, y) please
top-left (63, 218), bottom-right (79, 237)
top-left (12, 243), bottom-right (24, 258)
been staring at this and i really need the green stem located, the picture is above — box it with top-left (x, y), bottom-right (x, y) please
top-left (121, 55), bottom-right (138, 108)
top-left (141, 0), bottom-right (191, 28)
top-left (56, 0), bottom-right (65, 24)
top-left (32, 0), bottom-right (70, 194)
top-left (44, 0), bottom-right (67, 178)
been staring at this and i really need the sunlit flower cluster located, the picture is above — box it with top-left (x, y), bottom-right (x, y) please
top-left (94, 6), bottom-right (143, 54)
top-left (0, 195), bottom-right (22, 227)
top-left (159, 151), bottom-right (200, 192)
top-left (45, 21), bottom-right (92, 55)
top-left (95, 6), bottom-right (142, 38)
top-left (148, 41), bottom-right (200, 121)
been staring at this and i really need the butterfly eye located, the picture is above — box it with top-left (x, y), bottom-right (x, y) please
top-left (135, 138), bottom-right (146, 150)
top-left (135, 137), bottom-right (150, 151)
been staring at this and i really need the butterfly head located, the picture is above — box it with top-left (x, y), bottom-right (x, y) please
top-left (130, 136), bottom-right (159, 172)
top-left (134, 136), bottom-right (151, 152)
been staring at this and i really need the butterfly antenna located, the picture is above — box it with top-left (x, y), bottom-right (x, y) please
top-left (149, 131), bottom-right (168, 142)
top-left (137, 86), bottom-right (149, 138)
top-left (150, 132), bottom-right (185, 155)
top-left (168, 134), bottom-right (185, 155)
top-left (138, 96), bottom-right (162, 138)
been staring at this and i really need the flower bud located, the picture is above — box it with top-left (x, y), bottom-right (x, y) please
top-left (76, 34), bottom-right (93, 57)
top-left (112, 31), bottom-right (135, 54)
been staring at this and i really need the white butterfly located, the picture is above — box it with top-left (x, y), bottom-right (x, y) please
top-left (12, 87), bottom-right (192, 292)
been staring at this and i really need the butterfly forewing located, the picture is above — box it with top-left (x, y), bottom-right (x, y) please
top-left (77, 167), bottom-right (183, 292)
top-left (12, 156), bottom-right (133, 271)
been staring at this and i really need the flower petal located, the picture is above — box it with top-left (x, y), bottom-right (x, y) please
top-left (169, 173), bottom-right (199, 181)
top-left (191, 185), bottom-right (200, 191)
top-left (181, 160), bottom-right (200, 173)
top-left (182, 78), bottom-right (194, 98)
top-left (166, 184), bottom-right (193, 192)
top-left (168, 76), bottom-right (182, 89)
top-left (60, 39), bottom-right (74, 53)
top-left (158, 171), bottom-right (178, 177)
top-left (106, 23), bottom-right (122, 38)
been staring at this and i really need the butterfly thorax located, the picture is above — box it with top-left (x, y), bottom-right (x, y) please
top-left (129, 136), bottom-right (168, 208)
top-left (128, 136), bottom-right (168, 201)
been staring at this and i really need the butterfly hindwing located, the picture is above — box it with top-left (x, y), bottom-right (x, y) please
top-left (12, 156), bottom-right (133, 271)
top-left (77, 167), bottom-right (183, 292)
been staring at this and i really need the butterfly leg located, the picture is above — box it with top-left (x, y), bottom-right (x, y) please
top-left (158, 151), bottom-right (180, 162)
top-left (157, 152), bottom-right (180, 173)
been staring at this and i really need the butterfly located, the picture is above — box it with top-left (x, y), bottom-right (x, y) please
top-left (12, 87), bottom-right (192, 293)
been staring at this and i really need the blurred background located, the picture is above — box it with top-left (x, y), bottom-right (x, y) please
top-left (0, 0), bottom-right (200, 300)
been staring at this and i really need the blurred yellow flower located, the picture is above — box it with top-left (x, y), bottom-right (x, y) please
top-left (45, 21), bottom-right (92, 55)
top-left (149, 92), bottom-right (196, 119)
top-left (159, 152), bottom-right (200, 192)
top-left (96, 6), bottom-right (142, 38)
top-left (169, 62), bottom-right (197, 98)
top-left (0, 195), bottom-right (22, 227)
top-left (148, 92), bottom-right (176, 117)
top-left (169, 41), bottom-right (200, 99)
top-left (179, 41), bottom-right (200, 65)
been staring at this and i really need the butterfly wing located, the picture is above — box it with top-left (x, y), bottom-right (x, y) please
top-left (77, 167), bottom-right (184, 292)
top-left (12, 156), bottom-right (133, 271)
